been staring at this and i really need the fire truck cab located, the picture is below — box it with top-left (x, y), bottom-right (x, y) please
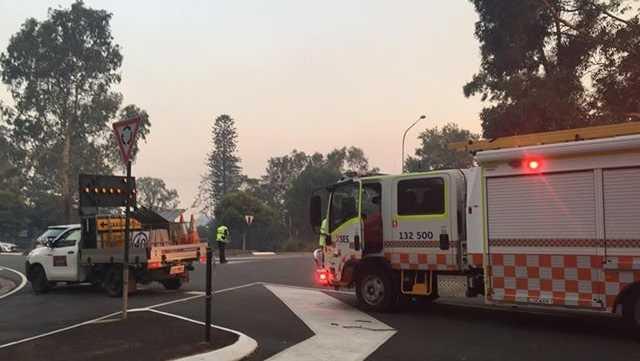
top-left (311, 170), bottom-right (469, 310)
top-left (310, 123), bottom-right (640, 326)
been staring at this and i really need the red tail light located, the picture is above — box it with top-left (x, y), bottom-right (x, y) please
top-left (315, 268), bottom-right (330, 285)
top-left (527, 160), bottom-right (540, 170)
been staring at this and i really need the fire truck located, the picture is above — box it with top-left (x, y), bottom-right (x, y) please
top-left (310, 122), bottom-right (640, 326)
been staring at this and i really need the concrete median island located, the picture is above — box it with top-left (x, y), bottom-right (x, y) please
top-left (0, 310), bottom-right (249, 361)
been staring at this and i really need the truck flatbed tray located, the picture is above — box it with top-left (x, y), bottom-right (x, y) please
top-left (81, 247), bottom-right (148, 264)
top-left (149, 243), bottom-right (206, 263)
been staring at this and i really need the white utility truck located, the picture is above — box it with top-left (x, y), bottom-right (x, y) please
top-left (26, 208), bottom-right (207, 296)
top-left (310, 122), bottom-right (640, 326)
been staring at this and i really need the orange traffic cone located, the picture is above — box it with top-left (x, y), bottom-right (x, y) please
top-left (177, 213), bottom-right (188, 244)
top-left (189, 214), bottom-right (201, 244)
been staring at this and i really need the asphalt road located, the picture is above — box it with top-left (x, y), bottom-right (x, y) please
top-left (1, 253), bottom-right (639, 361)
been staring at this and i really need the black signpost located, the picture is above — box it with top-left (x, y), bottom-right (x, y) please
top-left (205, 247), bottom-right (213, 342)
top-left (122, 160), bottom-right (132, 319)
top-left (112, 116), bottom-right (142, 320)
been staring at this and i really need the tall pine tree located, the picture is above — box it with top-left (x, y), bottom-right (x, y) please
top-left (201, 114), bottom-right (242, 216)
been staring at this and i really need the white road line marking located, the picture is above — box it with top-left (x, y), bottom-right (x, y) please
top-left (264, 284), bottom-right (396, 361)
top-left (213, 282), bottom-right (262, 294)
top-left (262, 282), bottom-right (356, 296)
top-left (0, 281), bottom-right (265, 349)
top-left (0, 266), bottom-right (28, 300)
top-left (0, 311), bottom-right (121, 350)
top-left (149, 282), bottom-right (261, 309)
top-left (251, 252), bottom-right (276, 256)
top-left (224, 260), bottom-right (255, 265)
top-left (147, 308), bottom-right (258, 361)
top-left (147, 294), bottom-right (206, 309)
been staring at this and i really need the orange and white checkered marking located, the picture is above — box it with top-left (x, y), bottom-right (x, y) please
top-left (468, 253), bottom-right (484, 267)
top-left (384, 252), bottom-right (458, 271)
top-left (605, 269), bottom-right (640, 309)
top-left (489, 254), bottom-right (606, 309)
top-left (605, 255), bottom-right (640, 270)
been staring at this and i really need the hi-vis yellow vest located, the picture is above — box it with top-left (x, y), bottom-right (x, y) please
top-left (319, 218), bottom-right (328, 246)
top-left (216, 225), bottom-right (229, 243)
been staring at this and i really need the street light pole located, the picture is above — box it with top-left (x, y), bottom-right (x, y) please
top-left (402, 115), bottom-right (426, 173)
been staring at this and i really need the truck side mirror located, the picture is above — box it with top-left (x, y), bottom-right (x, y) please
top-left (309, 195), bottom-right (322, 234)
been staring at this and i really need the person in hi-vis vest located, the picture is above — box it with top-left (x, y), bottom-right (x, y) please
top-left (216, 224), bottom-right (229, 264)
top-left (319, 218), bottom-right (328, 247)
top-left (314, 218), bottom-right (329, 268)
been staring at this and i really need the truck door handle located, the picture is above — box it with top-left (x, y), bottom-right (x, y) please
top-left (67, 251), bottom-right (75, 255)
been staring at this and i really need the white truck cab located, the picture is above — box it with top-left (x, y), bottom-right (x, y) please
top-left (26, 225), bottom-right (84, 290)
top-left (26, 212), bottom-right (206, 296)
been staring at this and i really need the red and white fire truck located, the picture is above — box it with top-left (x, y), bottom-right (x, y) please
top-left (310, 122), bottom-right (640, 325)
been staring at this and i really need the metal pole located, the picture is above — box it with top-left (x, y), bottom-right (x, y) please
top-left (402, 115), bottom-right (426, 173)
top-left (122, 160), bottom-right (131, 320)
top-left (205, 246), bottom-right (213, 341)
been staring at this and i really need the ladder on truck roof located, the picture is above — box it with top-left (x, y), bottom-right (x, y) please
top-left (449, 121), bottom-right (640, 153)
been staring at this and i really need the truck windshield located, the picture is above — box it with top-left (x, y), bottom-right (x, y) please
top-left (38, 228), bottom-right (67, 241)
top-left (329, 183), bottom-right (359, 231)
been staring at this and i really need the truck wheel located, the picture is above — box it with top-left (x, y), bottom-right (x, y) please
top-left (356, 267), bottom-right (396, 312)
top-left (103, 266), bottom-right (123, 297)
top-left (160, 278), bottom-right (182, 290)
top-left (622, 288), bottom-right (640, 328)
top-left (30, 265), bottom-right (51, 294)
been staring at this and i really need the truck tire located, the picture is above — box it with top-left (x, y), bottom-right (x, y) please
top-left (622, 287), bottom-right (640, 328)
top-left (103, 266), bottom-right (123, 297)
top-left (356, 266), bottom-right (397, 312)
top-left (160, 278), bottom-right (182, 290)
top-left (30, 265), bottom-right (51, 294)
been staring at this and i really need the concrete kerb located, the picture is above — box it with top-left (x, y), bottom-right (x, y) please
top-left (0, 266), bottom-right (28, 300)
top-left (0, 277), bottom-right (16, 297)
top-left (150, 309), bottom-right (258, 361)
top-left (0, 284), bottom-right (262, 360)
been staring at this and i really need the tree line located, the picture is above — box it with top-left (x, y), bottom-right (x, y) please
top-left (2, 0), bottom-right (638, 248)
top-left (0, 2), bottom-right (178, 245)
top-left (196, 114), bottom-right (381, 250)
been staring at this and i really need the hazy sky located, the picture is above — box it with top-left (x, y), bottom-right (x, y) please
top-left (0, 1), bottom-right (484, 209)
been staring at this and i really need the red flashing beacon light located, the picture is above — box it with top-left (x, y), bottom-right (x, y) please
top-left (527, 159), bottom-right (540, 170)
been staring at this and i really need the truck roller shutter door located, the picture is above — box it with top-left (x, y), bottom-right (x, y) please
top-left (486, 171), bottom-right (604, 308)
top-left (487, 171), bottom-right (597, 240)
top-left (603, 167), bottom-right (640, 241)
top-left (603, 167), bottom-right (640, 273)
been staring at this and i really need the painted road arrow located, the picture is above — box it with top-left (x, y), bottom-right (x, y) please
top-left (265, 284), bottom-right (396, 361)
